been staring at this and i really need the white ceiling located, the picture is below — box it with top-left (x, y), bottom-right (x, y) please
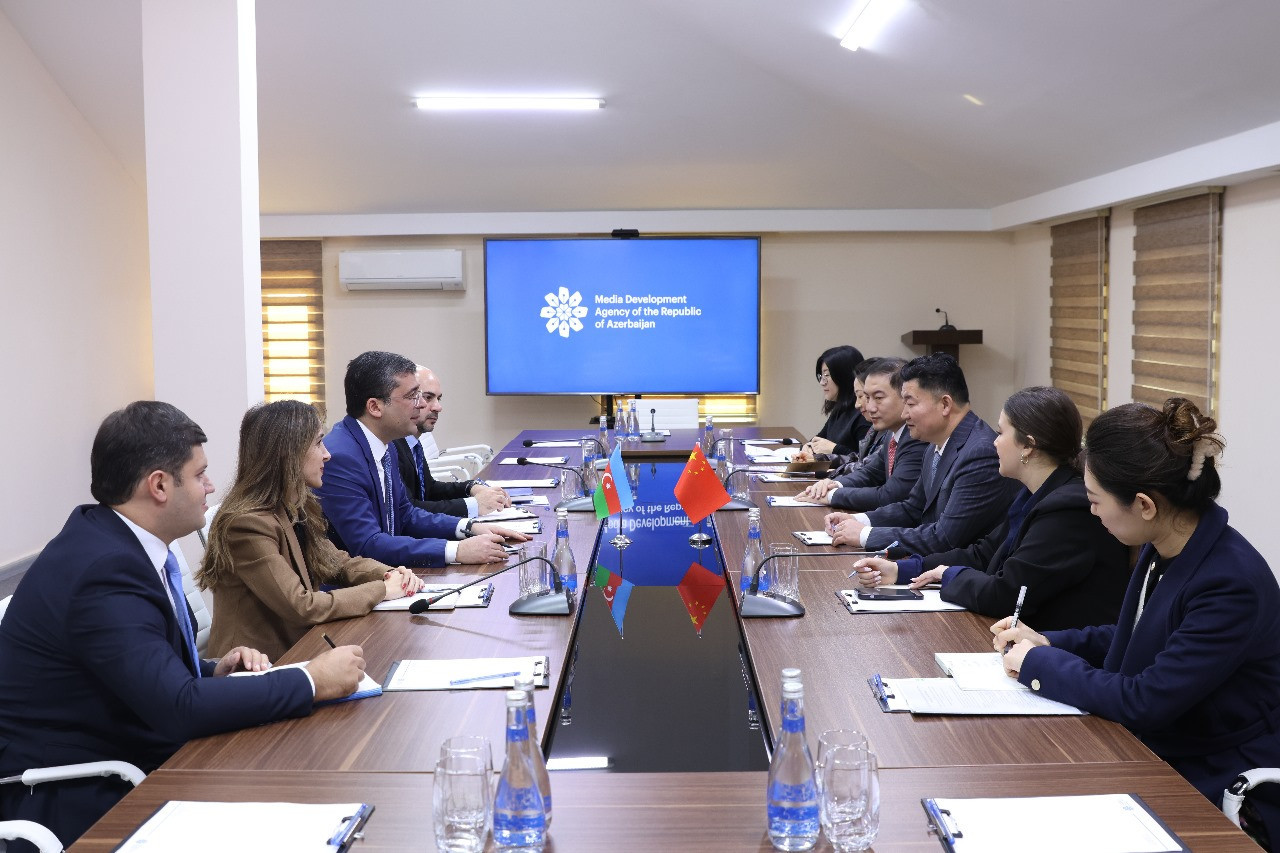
top-left (6, 0), bottom-right (1280, 222)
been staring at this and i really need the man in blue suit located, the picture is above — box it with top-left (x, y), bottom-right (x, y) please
top-left (825, 353), bottom-right (1018, 556)
top-left (316, 351), bottom-right (525, 567)
top-left (0, 402), bottom-right (365, 851)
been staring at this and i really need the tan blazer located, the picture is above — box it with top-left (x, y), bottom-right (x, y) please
top-left (206, 510), bottom-right (388, 660)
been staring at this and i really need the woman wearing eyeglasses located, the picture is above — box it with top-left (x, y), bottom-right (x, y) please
top-left (198, 400), bottom-right (423, 661)
top-left (802, 345), bottom-right (871, 459)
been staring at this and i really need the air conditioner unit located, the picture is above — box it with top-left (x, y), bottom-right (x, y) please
top-left (338, 249), bottom-right (465, 291)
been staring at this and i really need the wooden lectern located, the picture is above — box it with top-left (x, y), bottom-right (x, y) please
top-left (901, 329), bottom-right (983, 362)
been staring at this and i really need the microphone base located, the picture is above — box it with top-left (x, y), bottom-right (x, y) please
top-left (639, 431), bottom-right (664, 443)
top-left (721, 496), bottom-right (756, 511)
top-left (509, 589), bottom-right (574, 616)
top-left (740, 591), bottom-right (806, 618)
top-left (555, 495), bottom-right (597, 513)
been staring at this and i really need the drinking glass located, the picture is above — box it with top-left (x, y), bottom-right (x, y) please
top-left (626, 463), bottom-right (640, 498)
top-left (434, 739), bottom-right (493, 852)
top-left (517, 541), bottom-right (549, 598)
top-left (768, 542), bottom-right (800, 601)
top-left (819, 751), bottom-right (879, 852)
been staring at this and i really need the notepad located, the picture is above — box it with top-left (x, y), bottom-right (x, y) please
top-left (838, 588), bottom-right (966, 613)
top-left (476, 507), bottom-right (537, 521)
top-left (231, 662), bottom-right (382, 706)
top-left (767, 496), bottom-right (824, 507)
top-left (492, 518), bottom-right (541, 535)
top-left (372, 583), bottom-right (494, 611)
top-left (485, 478), bottom-right (557, 488)
top-left (793, 529), bottom-right (833, 544)
top-left (508, 494), bottom-right (550, 507)
top-left (384, 656), bottom-right (549, 691)
top-left (922, 793), bottom-right (1186, 852)
top-left (115, 800), bottom-right (374, 853)
top-left (522, 440), bottom-right (582, 447)
top-left (499, 456), bottom-right (567, 465)
top-left (759, 473), bottom-right (816, 482)
top-left (934, 652), bottom-right (1028, 691)
top-left (869, 676), bottom-right (1084, 715)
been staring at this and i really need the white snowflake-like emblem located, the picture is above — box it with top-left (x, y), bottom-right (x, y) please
top-left (540, 286), bottom-right (588, 338)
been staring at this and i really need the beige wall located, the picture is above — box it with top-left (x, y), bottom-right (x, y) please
top-left (0, 12), bottom-right (152, 567)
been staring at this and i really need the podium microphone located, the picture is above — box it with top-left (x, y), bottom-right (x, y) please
top-left (514, 458), bottom-right (594, 512)
top-left (640, 408), bottom-right (664, 442)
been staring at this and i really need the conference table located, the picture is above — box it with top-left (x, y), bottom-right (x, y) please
top-left (73, 427), bottom-right (1259, 851)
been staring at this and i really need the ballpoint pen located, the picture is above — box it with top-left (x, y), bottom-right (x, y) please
top-left (450, 670), bottom-right (522, 687)
top-left (1002, 585), bottom-right (1028, 653)
top-left (846, 540), bottom-right (900, 578)
top-left (322, 633), bottom-right (337, 649)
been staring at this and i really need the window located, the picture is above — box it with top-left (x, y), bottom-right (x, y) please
top-left (1049, 213), bottom-right (1109, 424)
top-left (1131, 192), bottom-right (1222, 416)
top-left (261, 240), bottom-right (325, 414)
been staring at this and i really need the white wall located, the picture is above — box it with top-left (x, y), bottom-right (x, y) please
top-left (0, 11), bottom-right (152, 568)
top-left (1008, 225), bottom-right (1052, 389)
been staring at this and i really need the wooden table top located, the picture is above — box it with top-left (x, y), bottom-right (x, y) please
top-left (74, 763), bottom-right (1255, 852)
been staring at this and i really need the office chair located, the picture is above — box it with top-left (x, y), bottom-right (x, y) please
top-left (1224, 770), bottom-right (1275, 850)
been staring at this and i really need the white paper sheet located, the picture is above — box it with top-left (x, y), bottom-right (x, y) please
top-left (372, 583), bottom-right (493, 611)
top-left (383, 656), bottom-right (548, 691)
top-left (485, 479), bottom-right (557, 488)
top-left (499, 456), bottom-right (567, 465)
top-left (839, 589), bottom-right (967, 613)
top-left (767, 496), bottom-right (824, 507)
top-left (934, 652), bottom-right (1028, 691)
top-left (930, 794), bottom-right (1182, 852)
top-left (887, 677), bottom-right (1084, 715)
top-left (116, 801), bottom-right (371, 853)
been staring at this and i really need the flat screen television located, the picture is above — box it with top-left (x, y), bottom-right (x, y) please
top-left (484, 237), bottom-right (760, 395)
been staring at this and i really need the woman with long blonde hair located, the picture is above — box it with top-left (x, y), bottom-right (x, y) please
top-left (198, 400), bottom-right (421, 660)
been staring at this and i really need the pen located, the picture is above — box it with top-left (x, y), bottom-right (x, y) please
top-left (322, 633), bottom-right (337, 649)
top-left (846, 540), bottom-right (900, 578)
top-left (1002, 584), bottom-right (1028, 653)
top-left (450, 670), bottom-right (521, 687)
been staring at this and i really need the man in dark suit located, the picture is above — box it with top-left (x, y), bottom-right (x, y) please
top-left (825, 353), bottom-right (1019, 554)
top-left (391, 366), bottom-right (510, 518)
top-left (0, 402), bottom-right (364, 851)
top-left (316, 351), bottom-right (526, 568)
top-left (796, 358), bottom-right (926, 510)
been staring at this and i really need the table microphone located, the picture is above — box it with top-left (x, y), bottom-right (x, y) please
top-left (514, 457), bottom-right (587, 490)
top-left (407, 555), bottom-right (560, 614)
top-left (524, 438), bottom-right (607, 456)
top-left (640, 408), bottom-right (664, 442)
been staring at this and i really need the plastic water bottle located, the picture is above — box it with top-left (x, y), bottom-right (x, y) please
top-left (597, 412), bottom-right (611, 456)
top-left (553, 508), bottom-right (578, 593)
top-left (766, 680), bottom-right (820, 851)
top-left (580, 436), bottom-right (597, 496)
top-left (701, 415), bottom-right (715, 457)
top-left (740, 508), bottom-right (768, 595)
top-left (493, 691), bottom-right (547, 851)
top-left (513, 675), bottom-right (553, 829)
top-left (626, 400), bottom-right (640, 443)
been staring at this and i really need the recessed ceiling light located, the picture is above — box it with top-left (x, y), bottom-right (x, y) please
top-left (414, 96), bottom-right (604, 112)
top-left (839, 0), bottom-right (906, 52)
top-left (963, 94), bottom-right (985, 106)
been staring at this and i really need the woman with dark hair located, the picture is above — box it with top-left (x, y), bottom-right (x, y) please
top-left (198, 400), bottom-right (423, 660)
top-left (852, 386), bottom-right (1129, 630)
top-left (804, 345), bottom-right (870, 458)
top-left (995, 398), bottom-right (1280, 848)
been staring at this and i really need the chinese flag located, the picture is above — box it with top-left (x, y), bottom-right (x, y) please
top-left (676, 562), bottom-right (724, 636)
top-left (673, 445), bottom-right (731, 524)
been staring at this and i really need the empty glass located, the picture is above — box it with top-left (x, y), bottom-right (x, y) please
top-left (517, 541), bottom-right (550, 598)
top-left (819, 750), bottom-right (879, 852)
top-left (434, 737), bottom-right (494, 852)
top-left (769, 542), bottom-right (800, 601)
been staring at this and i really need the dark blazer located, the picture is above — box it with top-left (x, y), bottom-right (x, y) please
top-left (824, 429), bottom-right (884, 479)
top-left (920, 466), bottom-right (1131, 630)
top-left (815, 406), bottom-right (870, 457)
top-left (0, 506), bottom-right (313, 848)
top-left (828, 429), bottom-right (927, 512)
top-left (205, 510), bottom-right (388, 661)
top-left (391, 437), bottom-right (476, 517)
top-left (315, 416), bottom-right (461, 568)
top-left (863, 410), bottom-right (1019, 553)
top-left (1019, 504), bottom-right (1280, 835)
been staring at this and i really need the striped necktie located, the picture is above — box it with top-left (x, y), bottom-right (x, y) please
top-left (163, 550), bottom-right (200, 677)
top-left (411, 441), bottom-right (428, 501)
top-left (381, 448), bottom-right (396, 534)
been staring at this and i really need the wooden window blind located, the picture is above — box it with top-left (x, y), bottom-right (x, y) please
top-left (1049, 214), bottom-right (1109, 424)
top-left (639, 395), bottom-right (758, 424)
top-left (261, 240), bottom-right (326, 415)
top-left (1131, 192), bottom-right (1222, 416)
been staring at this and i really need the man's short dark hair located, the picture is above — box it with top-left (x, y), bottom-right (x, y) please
top-left (91, 401), bottom-right (207, 506)
top-left (344, 351), bottom-right (417, 418)
top-left (898, 353), bottom-right (969, 404)
top-left (853, 357), bottom-right (881, 384)
top-left (867, 357), bottom-right (908, 388)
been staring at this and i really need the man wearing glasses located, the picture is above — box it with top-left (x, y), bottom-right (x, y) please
top-left (316, 351), bottom-right (527, 567)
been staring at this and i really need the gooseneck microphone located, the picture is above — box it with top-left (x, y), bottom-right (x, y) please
top-left (407, 555), bottom-right (560, 614)
top-left (515, 457), bottom-right (586, 491)
top-left (515, 458), bottom-right (595, 512)
top-left (524, 438), bottom-right (607, 456)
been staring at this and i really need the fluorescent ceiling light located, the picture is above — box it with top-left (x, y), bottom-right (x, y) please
top-left (414, 96), bottom-right (604, 112)
top-left (545, 756), bottom-right (611, 771)
top-left (839, 0), bottom-right (905, 52)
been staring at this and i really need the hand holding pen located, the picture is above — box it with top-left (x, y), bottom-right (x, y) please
top-left (847, 540), bottom-right (900, 586)
top-left (1001, 585), bottom-right (1028, 653)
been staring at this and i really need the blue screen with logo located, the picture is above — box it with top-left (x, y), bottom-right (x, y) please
top-left (484, 237), bottom-right (760, 395)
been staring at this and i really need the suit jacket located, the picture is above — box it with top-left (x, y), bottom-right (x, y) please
top-left (1020, 503), bottom-right (1280, 833)
top-left (816, 406), bottom-right (870, 457)
top-left (921, 466), bottom-right (1131, 630)
top-left (828, 429), bottom-right (927, 512)
top-left (863, 410), bottom-right (1019, 552)
top-left (391, 437), bottom-right (475, 517)
top-left (315, 416), bottom-right (463, 568)
top-left (0, 505), bottom-right (312, 848)
top-left (823, 429), bottom-right (884, 478)
top-left (206, 509), bottom-right (389, 661)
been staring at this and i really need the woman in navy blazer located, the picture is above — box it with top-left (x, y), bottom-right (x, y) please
top-left (996, 398), bottom-right (1280, 848)
top-left (851, 386), bottom-right (1130, 630)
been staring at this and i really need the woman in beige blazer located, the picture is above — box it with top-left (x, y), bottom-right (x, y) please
top-left (198, 400), bottom-right (422, 660)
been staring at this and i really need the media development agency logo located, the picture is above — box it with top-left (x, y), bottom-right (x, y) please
top-left (540, 286), bottom-right (588, 338)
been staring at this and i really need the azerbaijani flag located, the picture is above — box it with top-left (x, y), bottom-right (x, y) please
top-left (593, 443), bottom-right (635, 519)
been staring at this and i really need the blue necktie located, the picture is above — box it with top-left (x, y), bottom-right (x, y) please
top-left (163, 550), bottom-right (201, 677)
top-left (930, 449), bottom-right (941, 480)
top-left (381, 448), bottom-right (396, 534)
top-left (411, 441), bottom-right (427, 501)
